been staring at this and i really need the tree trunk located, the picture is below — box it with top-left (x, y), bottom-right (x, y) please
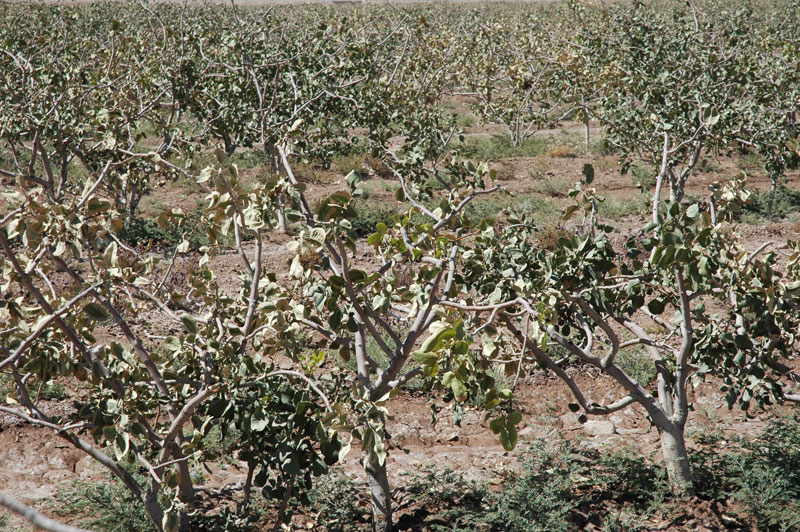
top-left (580, 94), bottom-right (590, 151)
top-left (271, 473), bottom-right (296, 532)
top-left (222, 131), bottom-right (237, 157)
top-left (364, 457), bottom-right (393, 532)
top-left (143, 492), bottom-right (165, 532)
top-left (659, 423), bottom-right (695, 497)
top-left (652, 170), bottom-right (665, 225)
top-left (265, 143), bottom-right (287, 233)
top-left (241, 461), bottom-right (255, 511)
top-left (276, 193), bottom-right (287, 234)
top-left (768, 176), bottom-right (777, 217)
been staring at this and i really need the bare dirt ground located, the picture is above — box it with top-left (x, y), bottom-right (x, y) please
top-left (2, 119), bottom-right (799, 531)
top-left (2, 366), bottom-right (797, 531)
top-left (39, 0), bottom-right (562, 5)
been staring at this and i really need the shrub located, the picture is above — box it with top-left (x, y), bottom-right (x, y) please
top-left (530, 176), bottom-right (572, 198)
top-left (742, 186), bottom-right (800, 218)
top-left (546, 144), bottom-right (576, 159)
top-left (630, 164), bottom-right (656, 190)
top-left (52, 478), bottom-right (152, 532)
top-left (333, 153), bottom-right (368, 176)
top-left (614, 349), bottom-right (655, 387)
top-left (350, 201), bottom-right (398, 237)
top-left (307, 472), bottom-right (368, 532)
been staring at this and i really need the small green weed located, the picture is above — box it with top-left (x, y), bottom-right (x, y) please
top-left (37, 382), bottom-right (67, 401)
top-left (0, 372), bottom-right (14, 400)
top-left (409, 438), bottom-right (682, 532)
top-left (690, 413), bottom-right (800, 530)
top-left (698, 157), bottom-right (723, 173)
top-left (743, 186), bottom-right (800, 218)
top-left (735, 152), bottom-right (762, 172)
top-left (333, 153), bottom-right (368, 176)
top-left (442, 101), bottom-right (477, 128)
top-left (536, 224), bottom-right (572, 251)
top-left (614, 349), bottom-right (655, 386)
top-left (546, 144), bottom-right (577, 159)
top-left (52, 478), bottom-right (152, 532)
top-left (480, 440), bottom-right (583, 532)
top-left (591, 137), bottom-right (618, 156)
top-left (527, 158), bottom-right (549, 180)
top-left (512, 194), bottom-right (561, 223)
top-left (307, 471), bottom-right (367, 532)
top-left (230, 149), bottom-right (263, 170)
top-left (630, 164), bottom-right (656, 190)
top-left (350, 201), bottom-right (398, 237)
top-left (598, 195), bottom-right (649, 220)
top-left (530, 175), bottom-right (572, 198)
top-left (459, 133), bottom-right (576, 160)
top-left (118, 215), bottom-right (238, 250)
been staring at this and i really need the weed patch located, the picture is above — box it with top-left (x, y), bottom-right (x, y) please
top-left (350, 201), bottom-right (399, 237)
top-left (743, 186), bottom-right (800, 218)
top-left (630, 164), bottom-right (656, 191)
top-left (530, 175), bottom-right (572, 198)
top-left (307, 472), bottom-right (368, 532)
top-left (52, 478), bottom-right (152, 532)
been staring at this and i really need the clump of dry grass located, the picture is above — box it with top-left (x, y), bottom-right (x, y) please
top-left (546, 144), bottom-right (576, 158)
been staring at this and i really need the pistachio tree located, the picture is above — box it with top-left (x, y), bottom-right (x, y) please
top-left (456, 12), bottom-right (567, 147)
top-left (580, 1), bottom-right (799, 221)
top-left (458, 167), bottom-right (800, 495)
top-left (0, 3), bottom-right (182, 220)
top-left (0, 143), bottom-right (345, 531)
top-left (210, 133), bottom-right (516, 531)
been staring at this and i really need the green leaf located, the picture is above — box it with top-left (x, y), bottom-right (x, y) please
top-left (181, 315), bottom-right (198, 334)
top-left (450, 377), bottom-right (467, 399)
top-left (164, 336), bottom-right (181, 352)
top-left (413, 351), bottom-right (439, 366)
top-left (499, 423), bottom-right (517, 451)
top-left (420, 323), bottom-right (455, 352)
top-left (647, 298), bottom-right (665, 315)
top-left (83, 303), bottom-right (108, 321)
top-left (290, 255), bottom-right (304, 279)
top-left (562, 205), bottom-right (579, 221)
top-left (86, 197), bottom-right (112, 216)
top-left (582, 164), bottom-right (594, 185)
